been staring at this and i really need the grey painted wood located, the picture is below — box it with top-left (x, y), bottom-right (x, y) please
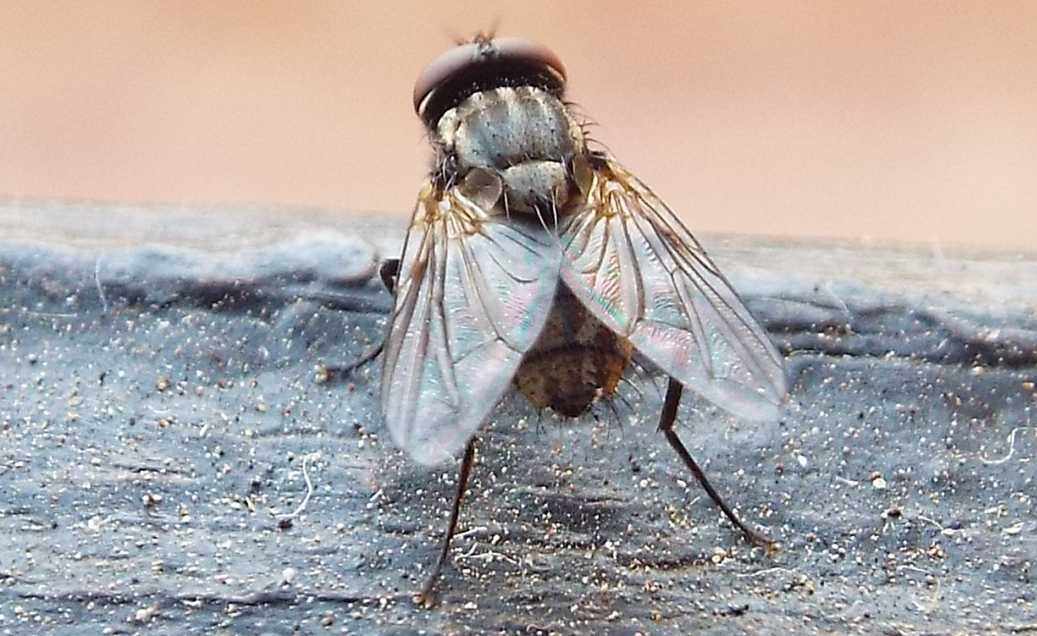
top-left (1, 200), bottom-right (1034, 634)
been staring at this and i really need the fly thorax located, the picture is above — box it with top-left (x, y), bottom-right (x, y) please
top-left (435, 86), bottom-right (586, 215)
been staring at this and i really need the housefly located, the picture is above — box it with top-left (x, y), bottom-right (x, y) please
top-left (366, 35), bottom-right (787, 603)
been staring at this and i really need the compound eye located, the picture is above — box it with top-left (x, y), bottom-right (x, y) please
top-left (413, 36), bottom-right (567, 115)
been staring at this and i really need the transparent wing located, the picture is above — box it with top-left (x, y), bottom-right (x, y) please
top-left (381, 184), bottom-right (561, 465)
top-left (560, 159), bottom-right (787, 421)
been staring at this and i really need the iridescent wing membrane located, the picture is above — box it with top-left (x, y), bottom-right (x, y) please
top-left (381, 186), bottom-right (561, 465)
top-left (384, 161), bottom-right (786, 464)
top-left (561, 159), bottom-right (787, 421)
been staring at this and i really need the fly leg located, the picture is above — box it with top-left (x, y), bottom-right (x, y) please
top-left (417, 437), bottom-right (477, 607)
top-left (377, 258), bottom-right (401, 294)
top-left (658, 377), bottom-right (774, 549)
top-left (322, 258), bottom-right (399, 381)
top-left (322, 342), bottom-right (383, 380)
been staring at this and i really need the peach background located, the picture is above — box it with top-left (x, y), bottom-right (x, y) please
top-left (1, 2), bottom-right (1034, 248)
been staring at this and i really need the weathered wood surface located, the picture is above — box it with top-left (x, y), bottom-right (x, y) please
top-left (1, 201), bottom-right (1035, 635)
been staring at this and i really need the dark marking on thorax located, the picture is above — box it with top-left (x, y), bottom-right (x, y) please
top-left (431, 87), bottom-right (587, 214)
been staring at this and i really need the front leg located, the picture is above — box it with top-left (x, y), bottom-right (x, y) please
top-left (378, 258), bottom-right (400, 295)
top-left (321, 258), bottom-right (400, 381)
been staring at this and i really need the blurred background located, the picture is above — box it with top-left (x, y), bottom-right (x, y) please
top-left (1, 1), bottom-right (1034, 248)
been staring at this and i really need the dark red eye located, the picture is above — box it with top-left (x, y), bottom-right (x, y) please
top-left (413, 36), bottom-right (567, 116)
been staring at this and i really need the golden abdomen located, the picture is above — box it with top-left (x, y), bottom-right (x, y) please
top-left (514, 285), bottom-right (632, 417)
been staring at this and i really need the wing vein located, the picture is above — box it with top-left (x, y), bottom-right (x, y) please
top-left (559, 159), bottom-right (787, 420)
top-left (380, 185), bottom-right (560, 464)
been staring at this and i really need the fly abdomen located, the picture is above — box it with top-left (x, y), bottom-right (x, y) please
top-left (514, 285), bottom-right (633, 418)
top-left (515, 345), bottom-right (630, 417)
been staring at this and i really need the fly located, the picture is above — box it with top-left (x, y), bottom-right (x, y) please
top-left (352, 35), bottom-right (788, 605)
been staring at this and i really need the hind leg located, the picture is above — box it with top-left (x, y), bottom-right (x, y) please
top-left (417, 438), bottom-right (477, 607)
top-left (658, 378), bottom-right (773, 548)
